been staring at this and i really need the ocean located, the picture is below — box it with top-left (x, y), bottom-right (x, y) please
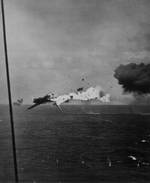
top-left (0, 104), bottom-right (150, 182)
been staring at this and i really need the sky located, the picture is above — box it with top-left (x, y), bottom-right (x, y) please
top-left (0, 0), bottom-right (150, 104)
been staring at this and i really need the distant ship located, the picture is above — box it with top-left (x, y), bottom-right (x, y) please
top-left (13, 98), bottom-right (23, 106)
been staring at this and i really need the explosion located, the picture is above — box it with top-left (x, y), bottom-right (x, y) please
top-left (52, 86), bottom-right (110, 105)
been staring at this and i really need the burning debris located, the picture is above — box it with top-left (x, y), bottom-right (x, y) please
top-left (114, 63), bottom-right (150, 94)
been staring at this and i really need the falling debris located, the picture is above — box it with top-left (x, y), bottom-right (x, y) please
top-left (81, 75), bottom-right (91, 87)
top-left (114, 63), bottom-right (150, 94)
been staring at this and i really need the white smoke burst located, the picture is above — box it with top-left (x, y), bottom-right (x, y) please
top-left (51, 86), bottom-right (110, 105)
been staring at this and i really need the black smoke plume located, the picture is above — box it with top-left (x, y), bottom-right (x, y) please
top-left (114, 63), bottom-right (150, 94)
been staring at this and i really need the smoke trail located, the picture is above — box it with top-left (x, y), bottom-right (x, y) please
top-left (114, 63), bottom-right (150, 95)
top-left (52, 86), bottom-right (110, 105)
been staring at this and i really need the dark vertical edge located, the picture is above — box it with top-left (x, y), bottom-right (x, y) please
top-left (1, 0), bottom-right (19, 182)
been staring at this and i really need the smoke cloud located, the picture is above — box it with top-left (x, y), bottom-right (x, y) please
top-left (114, 63), bottom-right (150, 94)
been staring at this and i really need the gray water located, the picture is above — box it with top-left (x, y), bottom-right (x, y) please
top-left (0, 105), bottom-right (150, 182)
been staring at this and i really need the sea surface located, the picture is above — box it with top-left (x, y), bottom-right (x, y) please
top-left (0, 105), bottom-right (150, 182)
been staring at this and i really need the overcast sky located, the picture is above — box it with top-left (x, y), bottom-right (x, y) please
top-left (0, 0), bottom-right (150, 104)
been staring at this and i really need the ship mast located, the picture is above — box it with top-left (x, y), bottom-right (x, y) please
top-left (1, 0), bottom-right (19, 182)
